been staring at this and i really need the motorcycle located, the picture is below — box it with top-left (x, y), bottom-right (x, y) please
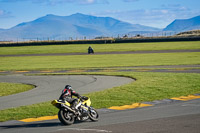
top-left (51, 96), bottom-right (99, 125)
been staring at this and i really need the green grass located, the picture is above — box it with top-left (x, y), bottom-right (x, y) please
top-left (0, 82), bottom-right (35, 96)
top-left (0, 52), bottom-right (200, 71)
top-left (0, 41), bottom-right (200, 55)
top-left (0, 72), bottom-right (200, 122)
top-left (0, 41), bottom-right (200, 121)
top-left (86, 72), bottom-right (200, 108)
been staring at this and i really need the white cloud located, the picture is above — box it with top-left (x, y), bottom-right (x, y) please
top-left (78, 0), bottom-right (109, 4)
top-left (86, 0), bottom-right (95, 3)
top-left (0, 0), bottom-right (109, 5)
top-left (93, 4), bottom-right (200, 28)
top-left (122, 0), bottom-right (139, 2)
top-left (0, 9), bottom-right (12, 18)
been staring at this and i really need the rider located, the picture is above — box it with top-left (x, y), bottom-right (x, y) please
top-left (88, 46), bottom-right (94, 54)
top-left (59, 85), bottom-right (81, 112)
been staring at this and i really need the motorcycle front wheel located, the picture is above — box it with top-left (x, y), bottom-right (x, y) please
top-left (88, 108), bottom-right (99, 121)
top-left (58, 109), bottom-right (75, 125)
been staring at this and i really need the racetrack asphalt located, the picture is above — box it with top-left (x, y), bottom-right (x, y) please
top-left (0, 75), bottom-right (134, 110)
top-left (0, 49), bottom-right (200, 133)
top-left (1, 98), bottom-right (199, 133)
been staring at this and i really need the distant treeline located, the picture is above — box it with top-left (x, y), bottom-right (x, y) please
top-left (0, 36), bottom-right (200, 47)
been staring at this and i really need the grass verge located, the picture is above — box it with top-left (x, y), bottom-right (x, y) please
top-left (0, 52), bottom-right (200, 71)
top-left (0, 41), bottom-right (200, 55)
top-left (0, 82), bottom-right (35, 97)
top-left (0, 72), bottom-right (200, 122)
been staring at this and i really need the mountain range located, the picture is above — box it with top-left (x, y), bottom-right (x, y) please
top-left (0, 13), bottom-right (199, 41)
top-left (0, 13), bottom-right (160, 41)
top-left (163, 15), bottom-right (200, 31)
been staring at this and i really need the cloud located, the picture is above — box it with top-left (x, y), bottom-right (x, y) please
top-left (93, 4), bottom-right (200, 28)
top-left (78, 0), bottom-right (109, 5)
top-left (0, 9), bottom-right (13, 18)
top-left (0, 0), bottom-right (109, 5)
top-left (122, 0), bottom-right (139, 2)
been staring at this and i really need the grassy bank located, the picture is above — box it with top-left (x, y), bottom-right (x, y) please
top-left (0, 41), bottom-right (200, 55)
top-left (0, 52), bottom-right (200, 71)
top-left (0, 82), bottom-right (35, 97)
top-left (0, 72), bottom-right (200, 122)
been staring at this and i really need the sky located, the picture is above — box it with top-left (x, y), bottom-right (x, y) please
top-left (0, 0), bottom-right (200, 29)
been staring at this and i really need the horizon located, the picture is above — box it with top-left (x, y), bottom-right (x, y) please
top-left (0, 0), bottom-right (200, 29)
top-left (4, 13), bottom-right (200, 30)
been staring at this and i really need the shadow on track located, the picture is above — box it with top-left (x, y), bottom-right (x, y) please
top-left (0, 122), bottom-right (61, 129)
top-left (0, 120), bottom-right (94, 129)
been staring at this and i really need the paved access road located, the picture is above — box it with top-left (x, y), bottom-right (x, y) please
top-left (0, 75), bottom-right (134, 110)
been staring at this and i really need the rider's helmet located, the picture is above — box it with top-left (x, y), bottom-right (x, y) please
top-left (65, 85), bottom-right (72, 90)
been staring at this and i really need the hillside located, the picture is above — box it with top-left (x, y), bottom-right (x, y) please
top-left (0, 13), bottom-right (160, 41)
top-left (163, 15), bottom-right (200, 32)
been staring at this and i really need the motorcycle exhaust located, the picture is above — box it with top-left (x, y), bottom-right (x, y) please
top-left (61, 103), bottom-right (75, 113)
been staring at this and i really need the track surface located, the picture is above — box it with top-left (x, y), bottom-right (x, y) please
top-left (0, 49), bottom-right (200, 133)
top-left (0, 75), bottom-right (134, 110)
top-left (1, 99), bottom-right (199, 133)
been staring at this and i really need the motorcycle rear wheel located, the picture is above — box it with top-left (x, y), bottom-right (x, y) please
top-left (58, 109), bottom-right (75, 125)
